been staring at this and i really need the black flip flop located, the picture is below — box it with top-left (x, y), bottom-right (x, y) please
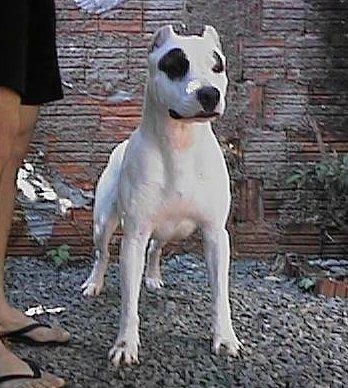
top-left (1, 322), bottom-right (69, 346)
top-left (0, 358), bottom-right (42, 385)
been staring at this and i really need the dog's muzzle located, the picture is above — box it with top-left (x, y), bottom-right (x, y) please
top-left (169, 109), bottom-right (220, 120)
top-left (197, 86), bottom-right (220, 112)
top-left (169, 86), bottom-right (221, 120)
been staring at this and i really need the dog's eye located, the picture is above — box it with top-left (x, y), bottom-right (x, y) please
top-left (158, 48), bottom-right (190, 80)
top-left (212, 51), bottom-right (224, 73)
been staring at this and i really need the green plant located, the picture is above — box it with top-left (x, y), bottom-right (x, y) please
top-left (47, 244), bottom-right (70, 267)
top-left (284, 152), bottom-right (348, 230)
top-left (298, 277), bottom-right (316, 292)
top-left (286, 153), bottom-right (348, 192)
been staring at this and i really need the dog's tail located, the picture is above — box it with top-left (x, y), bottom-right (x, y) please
top-left (93, 140), bottom-right (129, 246)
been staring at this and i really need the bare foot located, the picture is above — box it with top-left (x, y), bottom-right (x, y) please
top-left (0, 340), bottom-right (65, 387)
top-left (0, 306), bottom-right (69, 344)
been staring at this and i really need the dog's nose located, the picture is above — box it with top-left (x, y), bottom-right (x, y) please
top-left (196, 86), bottom-right (220, 112)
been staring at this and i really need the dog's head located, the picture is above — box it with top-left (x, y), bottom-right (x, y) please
top-left (147, 25), bottom-right (228, 123)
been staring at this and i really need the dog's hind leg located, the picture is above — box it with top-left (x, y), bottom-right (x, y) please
top-left (82, 207), bottom-right (118, 297)
top-left (144, 239), bottom-right (165, 291)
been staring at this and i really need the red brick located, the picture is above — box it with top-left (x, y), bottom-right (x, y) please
top-left (57, 20), bottom-right (99, 33)
top-left (235, 179), bottom-right (263, 222)
top-left (100, 104), bottom-right (142, 117)
top-left (101, 116), bottom-right (140, 130)
top-left (315, 279), bottom-right (336, 298)
top-left (55, 163), bottom-right (91, 177)
top-left (334, 281), bottom-right (348, 298)
top-left (98, 19), bottom-right (142, 33)
top-left (249, 86), bottom-right (264, 117)
top-left (70, 209), bottom-right (93, 222)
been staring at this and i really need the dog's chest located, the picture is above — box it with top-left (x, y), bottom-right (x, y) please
top-left (120, 128), bottom-right (229, 239)
top-left (150, 155), bottom-right (209, 237)
top-left (151, 193), bottom-right (199, 241)
top-left (162, 147), bottom-right (209, 202)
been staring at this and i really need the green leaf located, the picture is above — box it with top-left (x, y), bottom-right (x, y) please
top-left (298, 277), bottom-right (316, 291)
top-left (46, 244), bottom-right (70, 267)
top-left (53, 256), bottom-right (64, 266)
top-left (315, 163), bottom-right (328, 178)
top-left (286, 173), bottom-right (302, 185)
top-left (46, 249), bottom-right (57, 258)
top-left (58, 250), bottom-right (70, 261)
top-left (342, 154), bottom-right (348, 166)
top-left (342, 171), bottom-right (348, 187)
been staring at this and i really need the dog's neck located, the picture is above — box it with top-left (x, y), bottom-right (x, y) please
top-left (140, 86), bottom-right (210, 153)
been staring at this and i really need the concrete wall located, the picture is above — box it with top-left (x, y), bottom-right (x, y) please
top-left (8, 0), bottom-right (348, 259)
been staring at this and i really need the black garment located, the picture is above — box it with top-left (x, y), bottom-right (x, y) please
top-left (0, 0), bottom-right (63, 105)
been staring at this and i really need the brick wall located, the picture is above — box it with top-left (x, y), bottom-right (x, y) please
top-left (230, 0), bottom-right (348, 258)
top-left (8, 0), bottom-right (348, 259)
top-left (8, 0), bottom-right (185, 257)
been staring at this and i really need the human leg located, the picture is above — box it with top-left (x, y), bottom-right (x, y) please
top-left (0, 88), bottom-right (67, 386)
top-left (0, 91), bottom-right (69, 343)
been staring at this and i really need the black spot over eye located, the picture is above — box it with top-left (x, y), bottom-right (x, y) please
top-left (158, 48), bottom-right (190, 80)
top-left (212, 51), bottom-right (224, 73)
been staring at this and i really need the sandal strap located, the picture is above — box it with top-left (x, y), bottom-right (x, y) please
top-left (0, 358), bottom-right (41, 384)
top-left (1, 323), bottom-right (51, 338)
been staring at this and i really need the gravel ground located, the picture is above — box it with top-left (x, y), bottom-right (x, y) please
top-left (4, 255), bottom-right (347, 387)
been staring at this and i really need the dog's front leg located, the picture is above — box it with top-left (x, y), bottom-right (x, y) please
top-left (109, 229), bottom-right (150, 367)
top-left (203, 226), bottom-right (241, 356)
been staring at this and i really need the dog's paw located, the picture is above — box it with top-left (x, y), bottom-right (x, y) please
top-left (108, 340), bottom-right (140, 367)
top-left (81, 276), bottom-right (104, 297)
top-left (212, 333), bottom-right (242, 357)
top-left (144, 276), bottom-right (164, 291)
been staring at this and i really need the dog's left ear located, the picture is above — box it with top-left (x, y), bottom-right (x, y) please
top-left (203, 25), bottom-right (222, 50)
top-left (149, 25), bottom-right (175, 52)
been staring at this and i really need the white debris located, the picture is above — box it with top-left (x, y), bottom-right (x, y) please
top-left (106, 90), bottom-right (133, 104)
top-left (17, 168), bottom-right (38, 202)
top-left (17, 164), bottom-right (69, 209)
top-left (24, 305), bottom-right (66, 317)
top-left (62, 81), bottom-right (74, 89)
top-left (264, 275), bottom-right (282, 282)
top-left (74, 0), bottom-right (125, 14)
top-left (59, 198), bottom-right (73, 214)
top-left (24, 162), bottom-right (34, 172)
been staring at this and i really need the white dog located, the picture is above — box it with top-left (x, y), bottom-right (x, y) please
top-left (81, 25), bottom-right (241, 367)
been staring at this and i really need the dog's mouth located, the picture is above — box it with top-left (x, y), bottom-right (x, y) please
top-left (169, 109), bottom-right (220, 120)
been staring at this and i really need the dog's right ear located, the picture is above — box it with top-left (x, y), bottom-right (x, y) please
top-left (149, 25), bottom-right (175, 52)
top-left (203, 25), bottom-right (222, 50)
